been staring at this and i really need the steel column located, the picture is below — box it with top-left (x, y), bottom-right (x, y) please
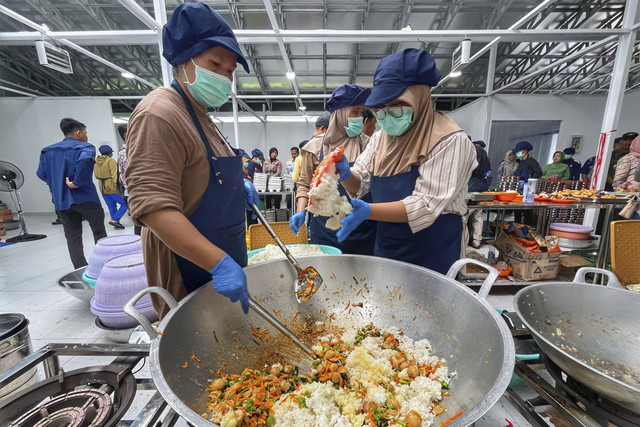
top-left (232, 72), bottom-right (240, 149)
top-left (482, 44), bottom-right (497, 145)
top-left (152, 0), bottom-right (172, 87)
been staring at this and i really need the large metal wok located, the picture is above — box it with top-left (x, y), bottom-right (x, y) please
top-left (126, 255), bottom-right (515, 426)
top-left (515, 267), bottom-right (640, 412)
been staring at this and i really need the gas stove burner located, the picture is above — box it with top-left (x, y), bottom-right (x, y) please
top-left (12, 389), bottom-right (112, 427)
top-left (544, 356), bottom-right (640, 427)
top-left (0, 365), bottom-right (136, 427)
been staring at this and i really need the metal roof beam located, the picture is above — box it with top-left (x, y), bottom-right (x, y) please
top-left (0, 28), bottom-right (629, 46)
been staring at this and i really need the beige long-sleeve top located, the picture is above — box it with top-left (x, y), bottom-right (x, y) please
top-left (125, 87), bottom-right (234, 317)
top-left (295, 135), bottom-right (323, 201)
top-left (351, 130), bottom-right (477, 233)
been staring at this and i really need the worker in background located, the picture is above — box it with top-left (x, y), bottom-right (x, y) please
top-left (94, 145), bottom-right (128, 229)
top-left (466, 142), bottom-right (492, 249)
top-left (250, 149), bottom-right (264, 175)
top-left (291, 84), bottom-right (376, 255)
top-left (240, 150), bottom-right (253, 181)
top-left (37, 118), bottom-right (107, 268)
top-left (562, 147), bottom-right (581, 181)
top-left (286, 147), bottom-right (299, 175)
top-left (606, 132), bottom-right (638, 190)
top-left (541, 151), bottom-right (570, 180)
top-left (581, 155), bottom-right (596, 187)
top-left (512, 141), bottom-right (543, 181)
top-left (497, 150), bottom-right (518, 181)
top-left (335, 49), bottom-right (477, 274)
top-left (292, 140), bottom-right (307, 182)
top-left (293, 115), bottom-right (329, 186)
top-left (125, 2), bottom-right (258, 318)
top-left (116, 124), bottom-right (141, 235)
top-left (362, 108), bottom-right (376, 137)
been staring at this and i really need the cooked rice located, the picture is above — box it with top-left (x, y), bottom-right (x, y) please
top-left (248, 244), bottom-right (324, 265)
top-left (308, 163), bottom-right (352, 230)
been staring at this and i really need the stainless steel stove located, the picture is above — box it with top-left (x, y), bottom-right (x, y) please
top-left (0, 343), bottom-right (179, 427)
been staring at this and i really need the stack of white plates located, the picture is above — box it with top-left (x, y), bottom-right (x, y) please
top-left (276, 209), bottom-right (289, 222)
top-left (264, 209), bottom-right (277, 222)
top-left (268, 177), bottom-right (283, 192)
top-left (253, 173), bottom-right (268, 192)
top-left (283, 176), bottom-right (295, 191)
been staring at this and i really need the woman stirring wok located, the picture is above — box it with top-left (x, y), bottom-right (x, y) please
top-left (334, 49), bottom-right (477, 274)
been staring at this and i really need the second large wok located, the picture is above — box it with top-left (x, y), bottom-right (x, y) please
top-left (126, 255), bottom-right (514, 426)
top-left (515, 268), bottom-right (640, 412)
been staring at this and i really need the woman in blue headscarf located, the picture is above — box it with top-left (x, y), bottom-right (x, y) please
top-left (290, 84), bottom-right (376, 255)
top-left (334, 49), bottom-right (478, 274)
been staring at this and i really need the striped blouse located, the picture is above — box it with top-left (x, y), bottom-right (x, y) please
top-left (350, 131), bottom-right (477, 233)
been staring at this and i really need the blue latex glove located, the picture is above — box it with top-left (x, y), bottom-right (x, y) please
top-left (334, 155), bottom-right (351, 182)
top-left (336, 199), bottom-right (370, 242)
top-left (289, 211), bottom-right (306, 234)
top-left (244, 179), bottom-right (259, 218)
top-left (210, 254), bottom-right (249, 314)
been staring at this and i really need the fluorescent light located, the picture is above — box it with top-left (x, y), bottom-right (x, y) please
top-left (450, 70), bottom-right (462, 78)
top-left (285, 71), bottom-right (296, 80)
top-left (112, 117), bottom-right (129, 124)
top-left (298, 105), bottom-right (307, 111)
top-left (121, 71), bottom-right (135, 79)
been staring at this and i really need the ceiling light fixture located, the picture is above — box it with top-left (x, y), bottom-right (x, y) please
top-left (121, 71), bottom-right (135, 79)
top-left (450, 70), bottom-right (462, 78)
top-left (286, 71), bottom-right (296, 80)
top-left (298, 105), bottom-right (307, 111)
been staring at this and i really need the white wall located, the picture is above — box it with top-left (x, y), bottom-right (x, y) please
top-left (216, 120), bottom-right (316, 163)
top-left (0, 98), bottom-right (117, 213)
top-left (448, 91), bottom-right (640, 165)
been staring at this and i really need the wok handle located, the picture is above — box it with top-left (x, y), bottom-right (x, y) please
top-left (124, 287), bottom-right (178, 339)
top-left (573, 267), bottom-right (622, 288)
top-left (446, 258), bottom-right (500, 300)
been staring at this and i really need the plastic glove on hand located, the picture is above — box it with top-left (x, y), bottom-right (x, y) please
top-left (336, 199), bottom-right (370, 242)
top-left (334, 155), bottom-right (351, 182)
top-left (210, 255), bottom-right (249, 314)
top-left (244, 179), bottom-right (259, 218)
top-left (289, 211), bottom-right (306, 234)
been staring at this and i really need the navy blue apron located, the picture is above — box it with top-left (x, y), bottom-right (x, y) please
top-left (170, 80), bottom-right (247, 294)
top-left (370, 166), bottom-right (462, 275)
top-left (309, 144), bottom-right (376, 255)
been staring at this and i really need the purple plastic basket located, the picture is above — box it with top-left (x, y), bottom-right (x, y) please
top-left (94, 253), bottom-right (148, 307)
top-left (91, 297), bottom-right (153, 313)
top-left (91, 297), bottom-right (158, 329)
top-left (85, 235), bottom-right (142, 279)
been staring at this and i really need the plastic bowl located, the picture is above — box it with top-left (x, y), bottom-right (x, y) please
top-left (91, 297), bottom-right (157, 329)
top-left (85, 235), bottom-right (142, 279)
top-left (514, 195), bottom-right (524, 201)
top-left (81, 272), bottom-right (97, 289)
top-left (495, 192), bottom-right (518, 202)
top-left (247, 244), bottom-right (342, 260)
top-left (94, 253), bottom-right (148, 307)
top-left (549, 223), bottom-right (593, 240)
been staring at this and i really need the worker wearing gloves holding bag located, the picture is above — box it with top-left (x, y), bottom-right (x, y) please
top-left (335, 49), bottom-right (477, 274)
top-left (290, 84), bottom-right (376, 255)
top-left (125, 3), bottom-right (258, 318)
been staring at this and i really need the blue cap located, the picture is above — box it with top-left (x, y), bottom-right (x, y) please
top-left (326, 84), bottom-right (371, 114)
top-left (366, 49), bottom-right (441, 107)
top-left (514, 141), bottom-right (533, 153)
top-left (315, 114), bottom-right (330, 129)
top-left (239, 149), bottom-right (250, 158)
top-left (474, 140), bottom-right (486, 148)
top-left (563, 147), bottom-right (575, 155)
top-left (251, 149), bottom-right (264, 159)
top-left (162, 2), bottom-right (249, 73)
top-left (99, 145), bottom-right (113, 155)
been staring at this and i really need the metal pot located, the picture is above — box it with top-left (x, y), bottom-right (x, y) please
top-left (0, 313), bottom-right (38, 401)
top-left (56, 266), bottom-right (94, 302)
top-left (126, 255), bottom-right (515, 426)
top-left (514, 268), bottom-right (640, 412)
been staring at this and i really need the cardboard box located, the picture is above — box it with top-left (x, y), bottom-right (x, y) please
top-left (494, 231), bottom-right (561, 281)
top-left (0, 209), bottom-right (11, 216)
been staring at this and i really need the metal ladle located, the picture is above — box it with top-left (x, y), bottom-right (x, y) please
top-left (250, 203), bottom-right (324, 303)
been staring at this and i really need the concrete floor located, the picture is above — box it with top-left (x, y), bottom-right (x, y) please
top-left (1, 213), bottom-right (531, 425)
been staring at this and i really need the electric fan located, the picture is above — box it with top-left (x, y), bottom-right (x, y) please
top-left (0, 161), bottom-right (47, 242)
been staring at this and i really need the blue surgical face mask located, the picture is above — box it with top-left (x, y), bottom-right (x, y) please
top-left (564, 154), bottom-right (572, 159)
top-left (243, 161), bottom-right (249, 168)
top-left (255, 159), bottom-right (262, 165)
top-left (183, 59), bottom-right (232, 108)
top-left (344, 117), bottom-right (364, 138)
top-left (378, 107), bottom-right (414, 137)
top-left (515, 150), bottom-right (525, 159)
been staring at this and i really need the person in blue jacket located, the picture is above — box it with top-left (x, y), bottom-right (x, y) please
top-left (562, 147), bottom-right (582, 181)
top-left (512, 141), bottom-right (543, 181)
top-left (37, 118), bottom-right (107, 268)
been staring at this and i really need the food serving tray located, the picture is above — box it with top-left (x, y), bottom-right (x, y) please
top-left (577, 197), bottom-right (629, 204)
